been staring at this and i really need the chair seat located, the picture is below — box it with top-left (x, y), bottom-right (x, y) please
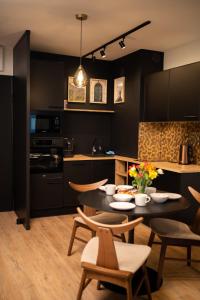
top-left (75, 212), bottom-right (127, 225)
top-left (150, 218), bottom-right (200, 240)
top-left (81, 237), bottom-right (151, 273)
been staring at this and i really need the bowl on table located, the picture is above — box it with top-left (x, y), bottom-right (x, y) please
top-left (113, 193), bottom-right (133, 202)
top-left (150, 193), bottom-right (168, 203)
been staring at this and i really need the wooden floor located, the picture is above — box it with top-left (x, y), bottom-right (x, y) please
top-left (0, 212), bottom-right (200, 300)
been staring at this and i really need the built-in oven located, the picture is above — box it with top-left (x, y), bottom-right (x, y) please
top-left (30, 137), bottom-right (63, 173)
top-left (30, 111), bottom-right (62, 135)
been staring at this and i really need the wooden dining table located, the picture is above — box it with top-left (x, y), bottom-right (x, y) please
top-left (78, 189), bottom-right (191, 243)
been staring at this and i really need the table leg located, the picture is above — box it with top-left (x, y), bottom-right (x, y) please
top-left (128, 216), bottom-right (135, 243)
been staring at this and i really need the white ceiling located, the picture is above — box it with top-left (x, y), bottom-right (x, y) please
top-left (0, 0), bottom-right (200, 60)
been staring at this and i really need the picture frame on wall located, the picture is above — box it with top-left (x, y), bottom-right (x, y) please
top-left (114, 76), bottom-right (125, 104)
top-left (68, 76), bottom-right (86, 103)
top-left (89, 78), bottom-right (107, 104)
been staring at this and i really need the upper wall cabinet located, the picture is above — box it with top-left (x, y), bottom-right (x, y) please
top-left (143, 70), bottom-right (170, 122)
top-left (30, 59), bottom-right (64, 111)
top-left (169, 62), bottom-right (200, 121)
top-left (143, 61), bottom-right (200, 122)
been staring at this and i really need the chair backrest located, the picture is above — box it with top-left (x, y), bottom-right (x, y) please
top-left (188, 186), bottom-right (200, 235)
top-left (77, 207), bottom-right (143, 270)
top-left (69, 179), bottom-right (108, 216)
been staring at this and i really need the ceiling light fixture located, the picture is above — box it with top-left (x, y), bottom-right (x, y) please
top-left (100, 47), bottom-right (106, 58)
top-left (119, 38), bottom-right (126, 49)
top-left (73, 13), bottom-right (88, 88)
top-left (83, 20), bottom-right (151, 59)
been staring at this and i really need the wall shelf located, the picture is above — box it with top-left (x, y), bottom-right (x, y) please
top-left (64, 108), bottom-right (115, 113)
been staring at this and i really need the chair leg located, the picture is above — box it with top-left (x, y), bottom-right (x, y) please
top-left (76, 269), bottom-right (87, 300)
top-left (148, 231), bottom-right (155, 247)
top-left (187, 246), bottom-right (192, 266)
top-left (157, 242), bottom-right (167, 289)
top-left (142, 265), bottom-right (152, 300)
top-left (97, 280), bottom-right (101, 290)
top-left (67, 220), bottom-right (79, 256)
top-left (121, 233), bottom-right (126, 243)
top-left (126, 278), bottom-right (133, 300)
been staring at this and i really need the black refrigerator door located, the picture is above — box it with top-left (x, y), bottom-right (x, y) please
top-left (0, 75), bottom-right (13, 211)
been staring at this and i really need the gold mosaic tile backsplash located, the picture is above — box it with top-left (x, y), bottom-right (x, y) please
top-left (138, 122), bottom-right (200, 164)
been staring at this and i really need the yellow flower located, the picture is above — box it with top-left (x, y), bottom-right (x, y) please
top-left (149, 170), bottom-right (158, 180)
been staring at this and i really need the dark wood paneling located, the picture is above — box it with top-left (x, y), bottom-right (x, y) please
top-left (13, 31), bottom-right (31, 229)
top-left (0, 76), bottom-right (13, 211)
top-left (31, 51), bottom-right (114, 111)
top-left (111, 50), bottom-right (164, 157)
top-left (63, 111), bottom-right (112, 154)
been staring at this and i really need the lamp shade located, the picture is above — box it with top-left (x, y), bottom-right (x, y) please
top-left (73, 64), bottom-right (87, 88)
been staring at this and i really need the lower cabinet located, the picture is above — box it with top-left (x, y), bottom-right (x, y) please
top-left (64, 160), bottom-right (115, 207)
top-left (30, 173), bottom-right (64, 211)
top-left (153, 171), bottom-right (200, 224)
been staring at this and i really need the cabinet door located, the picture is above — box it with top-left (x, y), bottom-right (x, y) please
top-left (92, 160), bottom-right (115, 184)
top-left (30, 173), bottom-right (64, 210)
top-left (169, 62), bottom-right (200, 121)
top-left (143, 70), bottom-right (170, 121)
top-left (30, 59), bottom-right (64, 110)
top-left (63, 161), bottom-right (92, 207)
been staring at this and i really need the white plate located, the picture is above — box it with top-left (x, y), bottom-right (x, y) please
top-left (109, 202), bottom-right (136, 210)
top-left (113, 193), bottom-right (133, 202)
top-left (167, 193), bottom-right (182, 199)
top-left (98, 186), bottom-right (106, 191)
top-left (117, 185), bottom-right (134, 191)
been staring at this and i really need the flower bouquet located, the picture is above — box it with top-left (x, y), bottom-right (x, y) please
top-left (128, 162), bottom-right (163, 193)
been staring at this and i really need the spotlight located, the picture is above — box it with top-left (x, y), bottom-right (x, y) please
top-left (100, 48), bottom-right (106, 58)
top-left (119, 38), bottom-right (126, 49)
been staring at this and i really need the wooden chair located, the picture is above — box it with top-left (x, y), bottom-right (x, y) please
top-left (148, 186), bottom-right (200, 288)
top-left (67, 179), bottom-right (127, 256)
top-left (76, 207), bottom-right (152, 300)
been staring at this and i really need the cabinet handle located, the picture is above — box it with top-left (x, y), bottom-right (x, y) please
top-left (184, 115), bottom-right (198, 118)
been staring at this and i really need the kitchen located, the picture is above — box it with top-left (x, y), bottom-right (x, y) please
top-left (0, 1), bottom-right (200, 299)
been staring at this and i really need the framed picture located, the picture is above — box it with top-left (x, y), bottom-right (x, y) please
top-left (114, 76), bottom-right (125, 104)
top-left (68, 76), bottom-right (86, 103)
top-left (90, 78), bottom-right (107, 104)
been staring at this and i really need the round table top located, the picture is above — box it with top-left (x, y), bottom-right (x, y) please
top-left (78, 189), bottom-right (190, 217)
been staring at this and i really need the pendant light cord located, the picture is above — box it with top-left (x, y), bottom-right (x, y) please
top-left (80, 18), bottom-right (82, 65)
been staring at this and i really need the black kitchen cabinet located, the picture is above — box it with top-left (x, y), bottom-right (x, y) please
top-left (63, 159), bottom-right (115, 207)
top-left (143, 70), bottom-right (170, 121)
top-left (30, 59), bottom-right (64, 110)
top-left (30, 173), bottom-right (64, 210)
top-left (169, 62), bottom-right (200, 121)
top-left (92, 160), bottom-right (115, 183)
top-left (153, 171), bottom-right (200, 224)
top-left (0, 76), bottom-right (13, 211)
top-left (63, 161), bottom-right (92, 207)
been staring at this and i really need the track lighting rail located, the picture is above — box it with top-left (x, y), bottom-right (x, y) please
top-left (83, 20), bottom-right (151, 58)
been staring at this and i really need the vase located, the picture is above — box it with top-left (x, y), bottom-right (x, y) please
top-left (137, 184), bottom-right (146, 193)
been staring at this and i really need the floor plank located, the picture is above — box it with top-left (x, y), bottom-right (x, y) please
top-left (0, 211), bottom-right (200, 300)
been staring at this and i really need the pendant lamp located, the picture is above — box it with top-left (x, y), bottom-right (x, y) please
top-left (73, 14), bottom-right (88, 88)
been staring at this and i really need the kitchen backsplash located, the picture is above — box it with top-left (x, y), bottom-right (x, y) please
top-left (138, 121), bottom-right (200, 164)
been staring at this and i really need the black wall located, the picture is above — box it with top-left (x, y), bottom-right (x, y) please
top-left (111, 50), bottom-right (164, 156)
top-left (0, 76), bottom-right (13, 211)
top-left (31, 49), bottom-right (163, 157)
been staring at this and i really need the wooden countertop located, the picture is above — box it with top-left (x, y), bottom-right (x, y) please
top-left (63, 154), bottom-right (200, 173)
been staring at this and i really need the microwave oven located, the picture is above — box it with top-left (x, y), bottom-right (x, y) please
top-left (30, 111), bottom-right (61, 135)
